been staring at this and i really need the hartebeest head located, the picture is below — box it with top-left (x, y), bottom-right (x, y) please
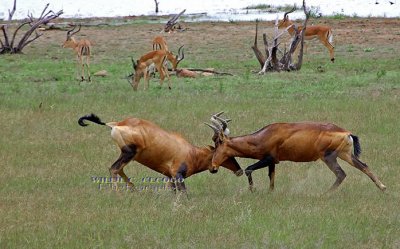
top-left (204, 112), bottom-right (233, 173)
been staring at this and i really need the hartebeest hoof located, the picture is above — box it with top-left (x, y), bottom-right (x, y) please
top-left (331, 58), bottom-right (335, 63)
top-left (235, 169), bottom-right (244, 176)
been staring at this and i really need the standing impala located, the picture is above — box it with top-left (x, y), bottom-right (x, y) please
top-left (278, 7), bottom-right (335, 62)
top-left (206, 113), bottom-right (386, 193)
top-left (62, 24), bottom-right (92, 81)
top-left (151, 35), bottom-right (185, 71)
top-left (152, 36), bottom-right (169, 51)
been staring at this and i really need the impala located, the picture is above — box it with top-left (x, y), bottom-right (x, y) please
top-left (132, 45), bottom-right (184, 90)
top-left (278, 7), bottom-right (335, 62)
top-left (62, 24), bottom-right (92, 81)
top-left (78, 113), bottom-right (243, 192)
top-left (131, 50), bottom-right (171, 90)
top-left (152, 36), bottom-right (169, 51)
top-left (206, 113), bottom-right (386, 192)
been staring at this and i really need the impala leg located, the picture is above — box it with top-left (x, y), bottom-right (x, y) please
top-left (75, 55), bottom-right (80, 81)
top-left (86, 55), bottom-right (91, 82)
top-left (323, 151), bottom-right (346, 192)
top-left (245, 155), bottom-right (275, 192)
top-left (339, 154), bottom-right (386, 191)
top-left (320, 38), bottom-right (335, 62)
top-left (157, 63), bottom-right (165, 87)
top-left (144, 69), bottom-right (150, 90)
top-left (109, 145), bottom-right (136, 190)
top-left (163, 65), bottom-right (172, 90)
top-left (79, 55), bottom-right (85, 81)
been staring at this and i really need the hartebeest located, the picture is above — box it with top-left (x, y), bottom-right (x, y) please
top-left (278, 7), bottom-right (335, 62)
top-left (78, 113), bottom-right (243, 192)
top-left (62, 24), bottom-right (92, 81)
top-left (206, 113), bottom-right (386, 192)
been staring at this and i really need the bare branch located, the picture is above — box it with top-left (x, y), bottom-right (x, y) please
top-left (8, 0), bottom-right (16, 21)
top-left (154, 0), bottom-right (159, 13)
top-left (1, 1), bottom-right (63, 54)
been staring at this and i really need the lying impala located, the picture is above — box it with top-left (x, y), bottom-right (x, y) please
top-left (62, 24), bottom-right (92, 81)
top-left (132, 46), bottom-right (184, 90)
top-left (206, 113), bottom-right (386, 192)
top-left (78, 113), bottom-right (243, 192)
top-left (278, 7), bottom-right (335, 62)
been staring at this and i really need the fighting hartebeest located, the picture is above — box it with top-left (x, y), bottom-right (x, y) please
top-left (78, 113), bottom-right (243, 192)
top-left (206, 113), bottom-right (386, 192)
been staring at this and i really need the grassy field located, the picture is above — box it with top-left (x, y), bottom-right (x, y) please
top-left (1, 17), bottom-right (400, 248)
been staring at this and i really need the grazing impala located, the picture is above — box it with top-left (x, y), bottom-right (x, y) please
top-left (165, 45), bottom-right (184, 71)
top-left (78, 113), bottom-right (243, 192)
top-left (206, 113), bottom-right (386, 192)
top-left (131, 50), bottom-right (171, 90)
top-left (132, 45), bottom-right (184, 90)
top-left (62, 24), bottom-right (92, 81)
top-left (278, 7), bottom-right (335, 62)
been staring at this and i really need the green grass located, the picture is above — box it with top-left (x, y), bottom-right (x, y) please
top-left (1, 19), bottom-right (400, 248)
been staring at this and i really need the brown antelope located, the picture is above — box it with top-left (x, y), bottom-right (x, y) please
top-left (78, 113), bottom-right (243, 192)
top-left (151, 36), bottom-right (185, 70)
top-left (62, 24), bottom-right (92, 81)
top-left (152, 36), bottom-right (169, 51)
top-left (132, 46), bottom-right (184, 90)
top-left (165, 45), bottom-right (184, 71)
top-left (131, 50), bottom-right (171, 90)
top-left (278, 7), bottom-right (335, 62)
top-left (206, 113), bottom-right (386, 193)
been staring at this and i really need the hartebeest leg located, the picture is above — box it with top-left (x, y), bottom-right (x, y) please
top-left (323, 151), bottom-right (346, 191)
top-left (339, 154), bottom-right (386, 191)
top-left (118, 168), bottom-right (134, 190)
top-left (268, 164), bottom-right (276, 191)
top-left (245, 155), bottom-right (275, 192)
top-left (109, 144), bottom-right (136, 190)
top-left (174, 163), bottom-right (187, 193)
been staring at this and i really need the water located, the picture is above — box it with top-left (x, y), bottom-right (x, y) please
top-left (0, 0), bottom-right (399, 21)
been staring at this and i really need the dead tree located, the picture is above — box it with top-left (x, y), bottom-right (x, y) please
top-left (252, 0), bottom-right (310, 73)
top-left (164, 9), bottom-right (186, 32)
top-left (0, 0), bottom-right (63, 54)
top-left (154, 0), bottom-right (159, 14)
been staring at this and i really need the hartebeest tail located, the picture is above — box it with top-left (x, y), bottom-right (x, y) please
top-left (78, 113), bottom-right (106, 126)
top-left (78, 113), bottom-right (243, 193)
top-left (207, 113), bottom-right (386, 193)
